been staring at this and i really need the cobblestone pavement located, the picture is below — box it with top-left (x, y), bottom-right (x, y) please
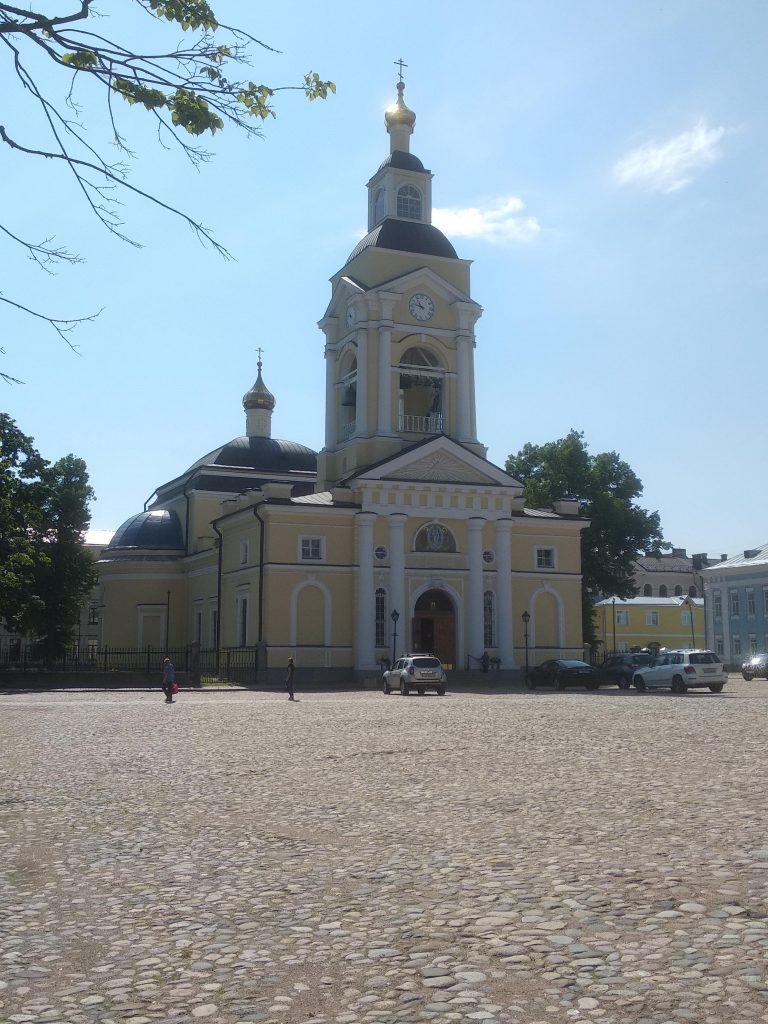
top-left (2, 679), bottom-right (768, 1024)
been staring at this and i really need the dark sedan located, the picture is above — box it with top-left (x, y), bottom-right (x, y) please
top-left (742, 654), bottom-right (768, 681)
top-left (526, 659), bottom-right (599, 690)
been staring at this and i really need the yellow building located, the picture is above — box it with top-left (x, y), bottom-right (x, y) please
top-left (593, 596), bottom-right (705, 655)
top-left (98, 78), bottom-right (588, 681)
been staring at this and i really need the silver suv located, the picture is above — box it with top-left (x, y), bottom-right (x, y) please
top-left (633, 650), bottom-right (727, 693)
top-left (382, 655), bottom-right (447, 696)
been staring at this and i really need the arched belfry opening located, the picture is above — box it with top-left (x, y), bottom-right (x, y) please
top-left (413, 589), bottom-right (455, 669)
top-left (398, 347), bottom-right (444, 435)
top-left (338, 350), bottom-right (358, 440)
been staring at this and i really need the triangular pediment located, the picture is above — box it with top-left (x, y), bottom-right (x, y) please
top-left (351, 436), bottom-right (522, 491)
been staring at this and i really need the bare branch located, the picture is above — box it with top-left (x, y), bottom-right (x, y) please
top-left (0, 293), bottom-right (101, 345)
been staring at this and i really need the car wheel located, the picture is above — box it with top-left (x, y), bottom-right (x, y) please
top-left (400, 679), bottom-right (410, 696)
top-left (525, 679), bottom-right (536, 689)
top-left (556, 675), bottom-right (566, 690)
top-left (634, 676), bottom-right (646, 691)
top-left (586, 682), bottom-right (599, 690)
top-left (742, 673), bottom-right (753, 681)
top-left (617, 675), bottom-right (630, 689)
top-left (671, 675), bottom-right (687, 694)
top-left (383, 681), bottom-right (391, 694)
top-left (708, 683), bottom-right (724, 693)
top-left (418, 688), bottom-right (425, 696)
top-left (436, 686), bottom-right (446, 696)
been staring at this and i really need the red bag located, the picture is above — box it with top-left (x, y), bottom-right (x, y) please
top-left (171, 681), bottom-right (180, 695)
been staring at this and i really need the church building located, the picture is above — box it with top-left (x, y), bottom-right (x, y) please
top-left (98, 78), bottom-right (588, 680)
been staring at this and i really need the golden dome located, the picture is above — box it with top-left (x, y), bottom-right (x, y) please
top-left (242, 359), bottom-right (275, 412)
top-left (385, 80), bottom-right (416, 132)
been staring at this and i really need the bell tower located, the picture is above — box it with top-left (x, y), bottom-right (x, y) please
top-left (316, 73), bottom-right (485, 492)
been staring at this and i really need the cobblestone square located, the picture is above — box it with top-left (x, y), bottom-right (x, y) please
top-left (2, 682), bottom-right (767, 1024)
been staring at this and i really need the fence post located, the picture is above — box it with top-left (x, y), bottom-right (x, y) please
top-left (146, 645), bottom-right (151, 676)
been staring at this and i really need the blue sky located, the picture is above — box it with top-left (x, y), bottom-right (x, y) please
top-left (2, 1), bottom-right (766, 559)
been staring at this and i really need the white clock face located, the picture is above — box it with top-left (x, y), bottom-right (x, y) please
top-left (408, 293), bottom-right (435, 321)
top-left (346, 307), bottom-right (356, 329)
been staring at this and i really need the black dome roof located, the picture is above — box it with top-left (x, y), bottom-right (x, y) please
top-left (186, 436), bottom-right (317, 475)
top-left (377, 150), bottom-right (426, 173)
top-left (109, 509), bottom-right (184, 550)
top-left (347, 218), bottom-right (457, 263)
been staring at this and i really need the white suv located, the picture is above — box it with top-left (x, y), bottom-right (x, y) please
top-left (382, 655), bottom-right (447, 696)
top-left (633, 650), bottom-right (727, 693)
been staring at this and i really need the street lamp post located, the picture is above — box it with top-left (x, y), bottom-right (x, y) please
top-left (390, 609), bottom-right (400, 667)
top-left (684, 596), bottom-right (696, 648)
top-left (521, 610), bottom-right (530, 685)
top-left (612, 597), bottom-right (616, 655)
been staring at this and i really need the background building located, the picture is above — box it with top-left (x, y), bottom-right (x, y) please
top-left (594, 596), bottom-right (704, 655)
top-left (702, 542), bottom-right (768, 663)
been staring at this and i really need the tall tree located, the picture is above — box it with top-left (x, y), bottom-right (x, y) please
top-left (0, 414), bottom-right (95, 660)
top-left (506, 430), bottom-right (667, 645)
top-left (0, 2), bottom-right (334, 377)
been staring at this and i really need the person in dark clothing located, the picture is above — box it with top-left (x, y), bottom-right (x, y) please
top-left (162, 658), bottom-right (176, 703)
top-left (285, 657), bottom-right (295, 701)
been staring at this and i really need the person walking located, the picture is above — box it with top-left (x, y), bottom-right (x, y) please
top-left (162, 657), bottom-right (176, 703)
top-left (285, 656), bottom-right (295, 701)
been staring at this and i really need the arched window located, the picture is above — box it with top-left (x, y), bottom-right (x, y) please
top-left (674, 585), bottom-right (683, 596)
top-left (397, 184), bottom-right (422, 220)
top-left (659, 584), bottom-right (668, 597)
top-left (375, 588), bottom-right (387, 647)
top-left (483, 591), bottom-right (496, 648)
top-left (414, 523), bottom-right (456, 553)
top-left (399, 348), bottom-right (444, 434)
top-left (689, 585), bottom-right (698, 598)
top-left (643, 584), bottom-right (652, 596)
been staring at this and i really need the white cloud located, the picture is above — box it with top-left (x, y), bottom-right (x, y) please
top-left (614, 120), bottom-right (726, 193)
top-left (433, 195), bottom-right (540, 244)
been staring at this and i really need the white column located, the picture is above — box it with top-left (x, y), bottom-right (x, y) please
top-left (377, 326), bottom-right (392, 434)
top-left (495, 519), bottom-right (516, 668)
top-left (467, 518), bottom-right (485, 659)
top-left (456, 335), bottom-right (471, 440)
top-left (324, 341), bottom-right (335, 448)
top-left (355, 326), bottom-right (368, 436)
top-left (355, 512), bottom-right (377, 670)
top-left (388, 513), bottom-right (407, 657)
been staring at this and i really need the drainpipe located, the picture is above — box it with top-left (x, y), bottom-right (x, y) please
top-left (253, 504), bottom-right (266, 643)
top-left (183, 480), bottom-right (191, 556)
top-left (212, 520), bottom-right (223, 676)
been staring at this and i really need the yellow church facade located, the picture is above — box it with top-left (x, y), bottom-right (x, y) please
top-left (97, 78), bottom-right (588, 681)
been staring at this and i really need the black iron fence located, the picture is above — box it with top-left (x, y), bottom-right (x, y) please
top-left (0, 641), bottom-right (265, 685)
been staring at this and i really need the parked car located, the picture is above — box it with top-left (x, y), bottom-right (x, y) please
top-left (526, 659), bottom-right (599, 690)
top-left (633, 650), bottom-right (727, 693)
top-left (593, 652), bottom-right (653, 689)
top-left (741, 654), bottom-right (768, 681)
top-left (382, 655), bottom-right (447, 696)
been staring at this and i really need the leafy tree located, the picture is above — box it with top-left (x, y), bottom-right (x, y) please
top-left (506, 429), bottom-right (667, 646)
top-left (0, 1), bottom-right (334, 378)
top-left (0, 414), bottom-right (96, 661)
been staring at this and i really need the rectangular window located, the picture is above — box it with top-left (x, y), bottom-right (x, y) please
top-left (375, 588), bottom-right (387, 648)
top-left (615, 610), bottom-right (629, 626)
top-left (194, 609), bottom-right (203, 644)
top-left (732, 634), bottom-right (741, 656)
top-left (749, 634), bottom-right (757, 654)
top-left (715, 636), bottom-right (724, 656)
top-left (87, 605), bottom-right (99, 625)
top-left (764, 588), bottom-right (768, 616)
top-left (713, 590), bottom-right (722, 619)
top-left (645, 611), bottom-right (659, 626)
top-left (617, 641), bottom-right (630, 653)
top-left (536, 547), bottom-right (555, 569)
top-left (747, 589), bottom-right (756, 617)
top-left (237, 595), bottom-right (248, 647)
top-left (483, 590), bottom-right (496, 647)
top-left (300, 536), bottom-right (324, 561)
top-left (729, 591), bottom-right (740, 617)
top-left (240, 540), bottom-right (249, 565)
top-left (681, 611), bottom-right (692, 627)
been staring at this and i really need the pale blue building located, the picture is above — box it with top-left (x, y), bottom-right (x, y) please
top-left (702, 542), bottom-right (768, 663)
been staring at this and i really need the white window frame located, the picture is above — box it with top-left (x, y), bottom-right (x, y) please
top-left (535, 546), bottom-right (556, 570)
top-left (299, 535), bottom-right (325, 562)
top-left (240, 540), bottom-right (249, 566)
top-left (713, 590), bottom-right (722, 619)
top-left (749, 634), bottom-right (757, 655)
top-left (615, 610), bottom-right (629, 626)
top-left (396, 184), bottom-right (422, 220)
top-left (747, 589), bottom-right (756, 617)
top-left (715, 636), bottom-right (724, 656)
top-left (645, 611), bottom-right (659, 626)
top-left (681, 611), bottom-right (692, 627)
top-left (732, 634), bottom-right (742, 657)
top-left (194, 608), bottom-right (203, 644)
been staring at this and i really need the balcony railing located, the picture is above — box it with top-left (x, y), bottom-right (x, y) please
top-left (399, 412), bottom-right (443, 434)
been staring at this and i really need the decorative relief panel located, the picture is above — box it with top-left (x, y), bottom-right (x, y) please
top-left (387, 451), bottom-right (495, 483)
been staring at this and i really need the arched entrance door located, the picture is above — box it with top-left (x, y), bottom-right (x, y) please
top-left (413, 589), bottom-right (455, 669)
